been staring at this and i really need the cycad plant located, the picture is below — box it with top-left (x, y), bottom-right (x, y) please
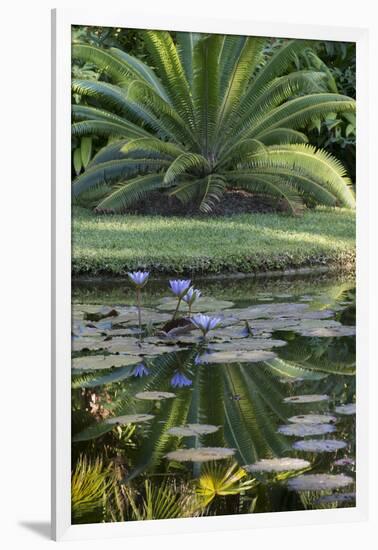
top-left (72, 31), bottom-right (356, 213)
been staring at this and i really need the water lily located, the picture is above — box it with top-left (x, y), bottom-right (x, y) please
top-left (169, 279), bottom-right (191, 319)
top-left (191, 314), bottom-right (223, 338)
top-left (127, 270), bottom-right (149, 288)
top-left (127, 270), bottom-right (150, 337)
top-left (169, 279), bottom-right (191, 297)
top-left (132, 363), bottom-right (150, 378)
top-left (171, 372), bottom-right (192, 388)
top-left (182, 287), bottom-right (201, 317)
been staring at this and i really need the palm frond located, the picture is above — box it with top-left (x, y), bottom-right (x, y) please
top-left (72, 158), bottom-right (170, 198)
top-left (164, 152), bottom-right (210, 184)
top-left (176, 32), bottom-right (202, 86)
top-left (143, 30), bottom-right (195, 130)
top-left (192, 34), bottom-right (222, 156)
top-left (95, 173), bottom-right (166, 212)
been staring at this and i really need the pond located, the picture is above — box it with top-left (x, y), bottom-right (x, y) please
top-left (71, 274), bottom-right (356, 523)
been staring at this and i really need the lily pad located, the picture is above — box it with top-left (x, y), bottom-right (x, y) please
top-left (287, 473), bottom-right (354, 491)
top-left (288, 414), bottom-right (337, 424)
top-left (157, 297), bottom-right (234, 313)
top-left (335, 403), bottom-right (356, 415)
top-left (165, 447), bottom-right (235, 462)
top-left (105, 414), bottom-right (155, 424)
top-left (167, 424), bottom-right (220, 437)
top-left (334, 458), bottom-right (355, 467)
top-left (284, 394), bottom-right (329, 404)
top-left (315, 492), bottom-right (356, 504)
top-left (277, 423), bottom-right (336, 437)
top-left (72, 337), bottom-right (108, 352)
top-left (105, 339), bottom-right (181, 356)
top-left (244, 457), bottom-right (311, 473)
top-left (112, 308), bottom-right (172, 326)
top-left (84, 306), bottom-right (119, 322)
top-left (292, 439), bottom-right (347, 452)
top-left (72, 354), bottom-right (140, 371)
top-left (198, 349), bottom-right (276, 364)
top-left (135, 391), bottom-right (176, 401)
top-left (297, 326), bottom-right (356, 337)
top-left (208, 339), bottom-right (287, 352)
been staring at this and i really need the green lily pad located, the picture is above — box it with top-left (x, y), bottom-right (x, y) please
top-left (199, 350), bottom-right (277, 364)
top-left (335, 403), bottom-right (356, 415)
top-left (167, 424), bottom-right (220, 437)
top-left (297, 326), bottom-right (355, 337)
top-left (105, 338), bottom-right (182, 356)
top-left (72, 337), bottom-right (109, 352)
top-left (292, 439), bottom-right (347, 452)
top-left (284, 394), bottom-right (329, 404)
top-left (288, 414), bottom-right (337, 424)
top-left (244, 457), bottom-right (311, 473)
top-left (105, 414), bottom-right (155, 424)
top-left (135, 391), bottom-right (176, 401)
top-left (72, 354), bottom-right (140, 371)
top-left (165, 447), bottom-right (235, 462)
top-left (157, 297), bottom-right (234, 313)
top-left (287, 474), bottom-right (354, 491)
top-left (277, 423), bottom-right (336, 437)
top-left (315, 492), bottom-right (355, 504)
top-left (208, 339), bottom-right (287, 352)
top-left (114, 309), bottom-right (172, 326)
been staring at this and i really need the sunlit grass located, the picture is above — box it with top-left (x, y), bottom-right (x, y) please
top-left (72, 206), bottom-right (355, 275)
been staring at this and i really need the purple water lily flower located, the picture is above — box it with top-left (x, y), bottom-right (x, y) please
top-left (128, 270), bottom-right (150, 288)
top-left (132, 364), bottom-right (150, 378)
top-left (191, 314), bottom-right (223, 337)
top-left (169, 279), bottom-right (191, 298)
top-left (182, 288), bottom-right (201, 305)
top-left (170, 372), bottom-right (192, 388)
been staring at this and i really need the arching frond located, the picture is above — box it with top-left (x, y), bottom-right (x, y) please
top-left (199, 174), bottom-right (227, 213)
top-left (164, 153), bottom-right (210, 184)
top-left (176, 32), bottom-right (202, 86)
top-left (108, 47), bottom-right (170, 101)
top-left (215, 37), bottom-right (265, 135)
top-left (120, 138), bottom-right (185, 160)
top-left (216, 138), bottom-right (267, 169)
top-left (192, 34), bottom-right (222, 156)
top-left (252, 93), bottom-right (355, 137)
top-left (95, 173), bottom-right (166, 212)
top-left (258, 128), bottom-right (309, 145)
top-left (247, 39), bottom-right (311, 97)
top-left (72, 158), bottom-right (170, 198)
top-left (142, 30), bottom-right (195, 130)
top-left (225, 172), bottom-right (305, 214)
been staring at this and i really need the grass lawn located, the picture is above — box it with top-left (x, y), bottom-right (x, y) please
top-left (72, 206), bottom-right (355, 276)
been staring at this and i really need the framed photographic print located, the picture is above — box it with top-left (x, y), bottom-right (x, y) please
top-left (51, 8), bottom-right (369, 541)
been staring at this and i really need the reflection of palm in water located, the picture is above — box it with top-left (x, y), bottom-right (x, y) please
top-left (71, 281), bottom-right (356, 521)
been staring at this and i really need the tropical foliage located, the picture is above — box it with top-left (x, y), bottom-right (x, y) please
top-left (71, 31), bottom-right (356, 214)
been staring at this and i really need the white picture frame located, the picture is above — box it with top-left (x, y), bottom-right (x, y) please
top-left (51, 8), bottom-right (369, 541)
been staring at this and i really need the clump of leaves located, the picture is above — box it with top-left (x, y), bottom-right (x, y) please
top-left (195, 462), bottom-right (257, 508)
top-left (71, 455), bottom-right (114, 523)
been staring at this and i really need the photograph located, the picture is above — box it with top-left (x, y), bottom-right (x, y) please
top-left (70, 25), bottom-right (356, 525)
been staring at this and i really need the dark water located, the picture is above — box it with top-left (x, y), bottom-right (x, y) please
top-left (71, 274), bottom-right (356, 523)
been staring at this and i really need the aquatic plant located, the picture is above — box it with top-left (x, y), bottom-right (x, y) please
top-left (182, 287), bottom-right (201, 317)
top-left (169, 279), bottom-right (191, 319)
top-left (191, 313), bottom-right (223, 338)
top-left (127, 270), bottom-right (149, 334)
top-left (132, 363), bottom-right (150, 377)
top-left (171, 371), bottom-right (192, 388)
